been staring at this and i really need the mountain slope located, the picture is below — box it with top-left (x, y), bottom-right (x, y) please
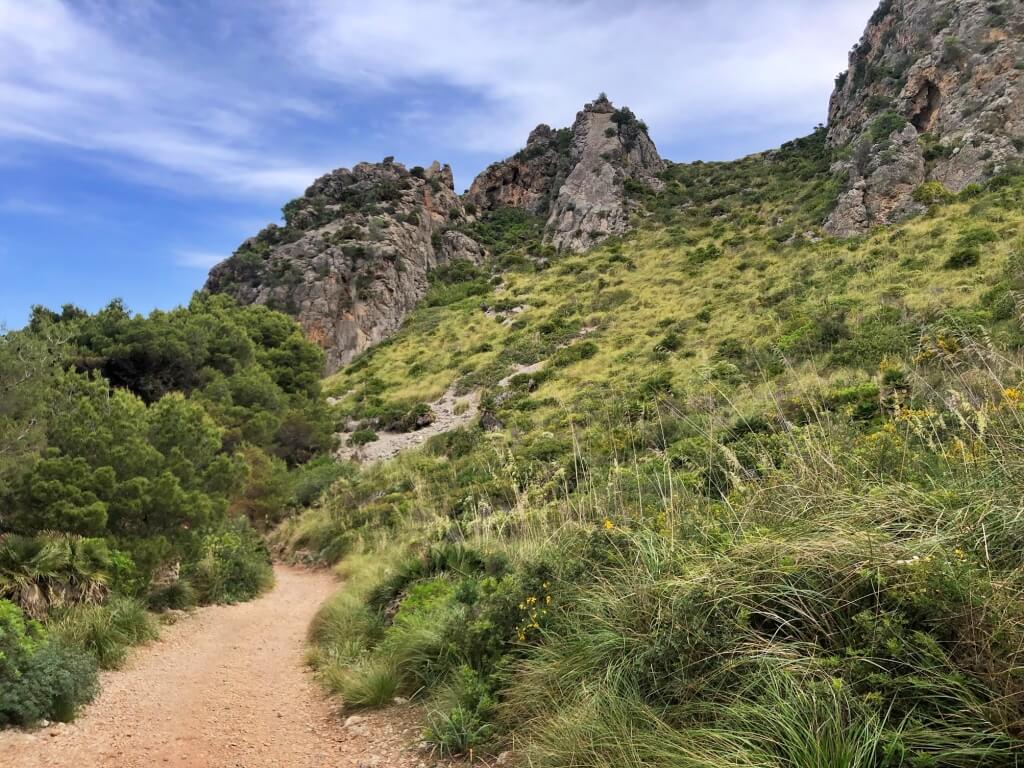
top-left (257, 1), bottom-right (1024, 764)
top-left (278, 130), bottom-right (1024, 764)
top-left (206, 96), bottom-right (664, 372)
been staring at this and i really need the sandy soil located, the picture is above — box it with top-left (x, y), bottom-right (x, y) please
top-left (0, 566), bottom-right (440, 768)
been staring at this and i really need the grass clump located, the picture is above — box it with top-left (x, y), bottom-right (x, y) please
top-left (188, 521), bottom-right (274, 605)
top-left (53, 596), bottom-right (157, 670)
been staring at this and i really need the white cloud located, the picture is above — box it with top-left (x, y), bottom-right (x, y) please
top-left (0, 0), bottom-right (879, 201)
top-left (280, 0), bottom-right (877, 152)
top-left (0, 0), bottom-right (320, 198)
top-left (174, 250), bottom-right (226, 269)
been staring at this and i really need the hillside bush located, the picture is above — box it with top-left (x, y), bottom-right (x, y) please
top-left (0, 600), bottom-right (97, 726)
top-left (188, 521), bottom-right (274, 605)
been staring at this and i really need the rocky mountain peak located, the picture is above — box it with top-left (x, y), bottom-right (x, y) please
top-left (468, 94), bottom-right (665, 252)
top-left (205, 158), bottom-right (482, 373)
top-left (825, 0), bottom-right (1023, 235)
top-left (583, 93), bottom-right (616, 114)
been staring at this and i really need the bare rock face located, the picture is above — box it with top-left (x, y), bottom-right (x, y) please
top-left (825, 0), bottom-right (1024, 235)
top-left (206, 159), bottom-right (483, 374)
top-left (467, 124), bottom-right (570, 215)
top-left (469, 95), bottom-right (666, 252)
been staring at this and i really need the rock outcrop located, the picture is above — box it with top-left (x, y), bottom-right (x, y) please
top-left (825, 0), bottom-right (1024, 235)
top-left (467, 124), bottom-right (570, 216)
top-left (205, 159), bottom-right (483, 373)
top-left (206, 96), bottom-right (663, 373)
top-left (469, 95), bottom-right (666, 251)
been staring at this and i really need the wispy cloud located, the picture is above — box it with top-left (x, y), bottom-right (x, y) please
top-left (0, 0), bottom-right (877, 201)
top-left (280, 0), bottom-right (877, 152)
top-left (0, 0), bottom-right (323, 198)
top-left (174, 250), bottom-right (226, 270)
top-left (0, 197), bottom-right (64, 217)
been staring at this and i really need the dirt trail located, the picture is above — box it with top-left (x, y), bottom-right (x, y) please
top-left (0, 566), bottom-right (435, 768)
top-left (337, 387), bottom-right (480, 466)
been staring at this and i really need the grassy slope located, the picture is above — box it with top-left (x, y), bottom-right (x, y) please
top-left (280, 129), bottom-right (1024, 766)
top-left (326, 131), bottom-right (1018, 415)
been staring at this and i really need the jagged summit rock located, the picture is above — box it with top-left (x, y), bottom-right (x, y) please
top-left (825, 0), bottom-right (1023, 236)
top-left (205, 158), bottom-right (482, 373)
top-left (469, 94), bottom-right (666, 252)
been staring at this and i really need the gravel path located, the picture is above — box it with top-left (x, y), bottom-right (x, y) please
top-left (0, 566), bottom-right (437, 768)
top-left (337, 386), bottom-right (480, 465)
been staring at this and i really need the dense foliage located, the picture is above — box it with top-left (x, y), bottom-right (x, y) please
top-left (0, 294), bottom-right (336, 725)
top-left (280, 134), bottom-right (1024, 766)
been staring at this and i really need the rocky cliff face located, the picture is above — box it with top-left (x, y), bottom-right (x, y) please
top-left (208, 97), bottom-right (662, 372)
top-left (825, 0), bottom-right (1024, 235)
top-left (469, 95), bottom-right (666, 251)
top-left (467, 124), bottom-right (571, 216)
top-left (205, 160), bottom-right (483, 373)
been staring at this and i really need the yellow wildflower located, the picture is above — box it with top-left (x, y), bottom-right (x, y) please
top-left (603, 519), bottom-right (615, 530)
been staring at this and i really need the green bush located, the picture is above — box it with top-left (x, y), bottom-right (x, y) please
top-left (289, 457), bottom-right (349, 508)
top-left (549, 341), bottom-right (598, 369)
top-left (146, 579), bottom-right (197, 611)
top-left (868, 111), bottom-right (907, 143)
top-left (349, 429), bottom-right (379, 446)
top-left (945, 245), bottom-right (981, 269)
top-left (913, 181), bottom-right (954, 205)
top-left (188, 521), bottom-right (274, 605)
top-left (424, 666), bottom-right (497, 756)
top-left (0, 600), bottom-right (97, 726)
top-left (424, 262), bottom-right (491, 307)
top-left (323, 655), bottom-right (400, 709)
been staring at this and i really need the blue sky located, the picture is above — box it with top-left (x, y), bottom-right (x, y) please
top-left (0, 0), bottom-right (877, 327)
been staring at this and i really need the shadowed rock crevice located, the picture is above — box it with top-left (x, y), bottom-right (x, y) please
top-left (909, 80), bottom-right (941, 132)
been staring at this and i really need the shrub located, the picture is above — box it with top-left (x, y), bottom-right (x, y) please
top-left (0, 600), bottom-right (98, 726)
top-left (424, 262), bottom-right (491, 307)
top-left (0, 533), bottom-right (111, 619)
top-left (945, 245), bottom-right (980, 269)
top-left (868, 111), bottom-right (907, 143)
top-left (424, 666), bottom-right (497, 756)
top-left (913, 181), bottom-right (953, 205)
top-left (349, 429), bottom-right (379, 446)
top-left (188, 521), bottom-right (274, 605)
top-left (323, 655), bottom-right (400, 709)
top-left (424, 704), bottom-right (495, 757)
top-left (688, 243), bottom-right (723, 265)
top-left (288, 457), bottom-right (349, 508)
top-left (146, 579), bottom-right (197, 611)
top-left (550, 341), bottom-right (598, 369)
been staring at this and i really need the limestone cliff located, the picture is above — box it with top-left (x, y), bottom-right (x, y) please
top-left (825, 0), bottom-right (1023, 235)
top-left (205, 160), bottom-right (483, 374)
top-left (469, 95), bottom-right (666, 252)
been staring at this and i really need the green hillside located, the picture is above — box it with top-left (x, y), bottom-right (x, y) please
top-left (279, 131), bottom-right (1024, 766)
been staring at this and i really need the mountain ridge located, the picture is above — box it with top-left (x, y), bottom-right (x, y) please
top-left (207, 0), bottom-right (1023, 374)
